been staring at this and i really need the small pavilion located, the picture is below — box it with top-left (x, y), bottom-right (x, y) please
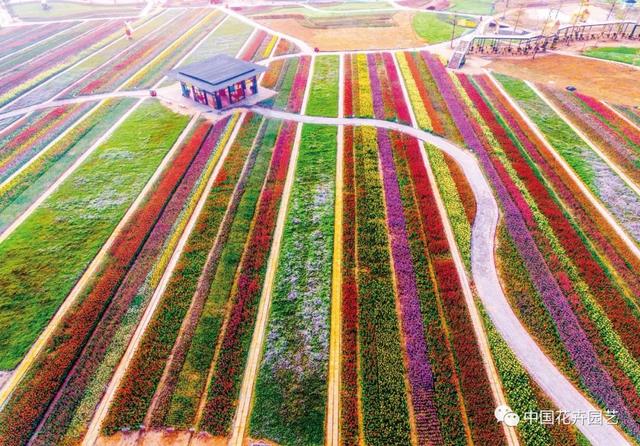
top-left (169, 54), bottom-right (267, 110)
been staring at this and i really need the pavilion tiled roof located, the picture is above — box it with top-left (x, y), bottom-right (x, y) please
top-left (169, 54), bottom-right (266, 92)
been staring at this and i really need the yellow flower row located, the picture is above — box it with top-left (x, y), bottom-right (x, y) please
top-left (395, 53), bottom-right (432, 131)
top-left (356, 54), bottom-right (374, 118)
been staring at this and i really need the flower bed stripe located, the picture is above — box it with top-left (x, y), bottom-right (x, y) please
top-left (391, 128), bottom-right (502, 444)
top-left (306, 55), bottom-right (340, 118)
top-left (395, 52), bottom-right (435, 132)
top-left (287, 56), bottom-right (311, 113)
top-left (0, 22), bottom-right (72, 58)
top-left (343, 55), bottom-right (353, 118)
top-left (368, 58), bottom-right (442, 443)
top-left (239, 30), bottom-right (267, 61)
top-left (249, 124), bottom-right (336, 445)
top-left (355, 54), bottom-right (373, 118)
top-left (354, 126), bottom-right (411, 446)
top-left (340, 126), bottom-right (359, 446)
top-left (423, 51), bottom-right (639, 436)
top-left (200, 120), bottom-right (297, 435)
top-left (381, 52), bottom-right (412, 125)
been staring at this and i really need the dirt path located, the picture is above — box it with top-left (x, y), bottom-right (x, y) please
top-left (82, 115), bottom-right (246, 446)
top-left (243, 105), bottom-right (630, 446)
top-left (226, 55), bottom-right (316, 446)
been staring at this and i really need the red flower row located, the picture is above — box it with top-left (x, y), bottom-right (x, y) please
top-left (341, 126), bottom-right (359, 446)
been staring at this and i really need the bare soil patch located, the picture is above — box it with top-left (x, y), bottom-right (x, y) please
top-left (256, 11), bottom-right (427, 51)
top-left (488, 53), bottom-right (640, 105)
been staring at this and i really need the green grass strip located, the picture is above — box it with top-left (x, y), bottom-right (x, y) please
top-left (306, 56), bottom-right (340, 118)
top-left (0, 100), bottom-right (188, 370)
top-left (249, 124), bottom-right (336, 445)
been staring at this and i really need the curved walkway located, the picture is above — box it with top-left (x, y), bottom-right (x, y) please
top-left (244, 106), bottom-right (630, 446)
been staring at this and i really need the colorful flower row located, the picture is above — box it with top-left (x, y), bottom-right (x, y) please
top-left (260, 58), bottom-right (285, 90)
top-left (200, 119), bottom-right (298, 435)
top-left (355, 54), bottom-right (374, 118)
top-left (249, 124), bottom-right (337, 445)
top-left (271, 57), bottom-right (299, 109)
top-left (286, 56), bottom-right (311, 113)
top-left (32, 115), bottom-right (233, 445)
top-left (353, 125), bottom-right (412, 446)
top-left (148, 114), bottom-right (267, 428)
top-left (368, 61), bottom-right (442, 442)
top-left (0, 102), bottom-right (190, 445)
top-left (447, 67), bottom-right (640, 436)
top-left (0, 20), bottom-right (123, 107)
top-left (381, 53), bottom-right (412, 125)
top-left (260, 35), bottom-right (278, 60)
top-left (391, 126), bottom-right (504, 444)
top-left (273, 38), bottom-right (298, 56)
top-left (576, 94), bottom-right (640, 149)
top-left (240, 29), bottom-right (268, 61)
top-left (98, 116), bottom-right (238, 435)
top-left (395, 52), bottom-right (434, 132)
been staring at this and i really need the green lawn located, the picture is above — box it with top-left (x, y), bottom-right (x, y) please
top-left (306, 56), bottom-right (340, 117)
top-left (10, 1), bottom-right (142, 20)
top-left (448, 0), bottom-right (494, 15)
top-left (0, 100), bottom-right (187, 370)
top-left (583, 46), bottom-right (640, 66)
top-left (412, 12), bottom-right (471, 44)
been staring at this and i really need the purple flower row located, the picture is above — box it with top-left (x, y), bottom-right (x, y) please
top-left (422, 51), bottom-right (640, 437)
top-left (368, 52), bottom-right (443, 444)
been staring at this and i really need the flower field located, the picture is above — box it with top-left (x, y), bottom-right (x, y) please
top-left (3, 15), bottom-right (640, 446)
top-left (0, 21), bottom-right (73, 59)
top-left (495, 75), bottom-right (640, 244)
top-left (0, 101), bottom-right (188, 373)
top-left (0, 20), bottom-right (123, 108)
top-left (62, 10), bottom-right (205, 97)
top-left (6, 14), bottom-right (165, 110)
top-left (0, 99), bottom-right (135, 232)
top-left (0, 102), bottom-right (95, 183)
top-left (0, 21), bottom-right (98, 73)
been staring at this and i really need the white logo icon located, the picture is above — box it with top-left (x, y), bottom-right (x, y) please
top-left (495, 405), bottom-right (520, 427)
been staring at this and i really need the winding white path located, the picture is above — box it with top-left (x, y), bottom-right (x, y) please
top-left (242, 106), bottom-right (631, 446)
